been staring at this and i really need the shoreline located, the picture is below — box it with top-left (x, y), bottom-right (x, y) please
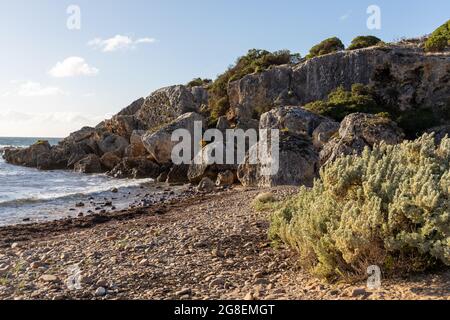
top-left (0, 186), bottom-right (448, 300)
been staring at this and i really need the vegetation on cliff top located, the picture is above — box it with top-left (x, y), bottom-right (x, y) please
top-left (425, 19), bottom-right (450, 52)
top-left (348, 35), bottom-right (382, 50)
top-left (207, 49), bottom-right (301, 123)
top-left (269, 134), bottom-right (450, 281)
top-left (306, 37), bottom-right (345, 59)
top-left (304, 84), bottom-right (446, 139)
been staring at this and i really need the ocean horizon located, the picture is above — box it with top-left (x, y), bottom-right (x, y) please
top-left (0, 136), bottom-right (153, 226)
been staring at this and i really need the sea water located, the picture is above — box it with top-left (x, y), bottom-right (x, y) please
top-left (0, 137), bottom-right (153, 226)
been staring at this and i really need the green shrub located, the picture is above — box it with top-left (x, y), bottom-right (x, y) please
top-left (348, 36), bottom-right (382, 50)
top-left (306, 37), bottom-right (345, 59)
top-left (208, 49), bottom-right (300, 122)
top-left (270, 134), bottom-right (450, 281)
top-left (425, 20), bottom-right (450, 52)
top-left (187, 78), bottom-right (212, 87)
top-left (304, 84), bottom-right (383, 121)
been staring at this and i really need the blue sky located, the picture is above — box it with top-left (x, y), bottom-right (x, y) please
top-left (0, 0), bottom-right (448, 137)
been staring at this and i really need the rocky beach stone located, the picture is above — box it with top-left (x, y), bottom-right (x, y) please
top-left (142, 112), bottom-right (205, 164)
top-left (319, 113), bottom-right (405, 165)
top-left (74, 154), bottom-right (103, 174)
top-left (238, 132), bottom-right (318, 187)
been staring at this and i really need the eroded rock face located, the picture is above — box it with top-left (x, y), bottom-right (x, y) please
top-left (187, 142), bottom-right (238, 184)
top-left (216, 170), bottom-right (236, 186)
top-left (320, 113), bottom-right (405, 165)
top-left (98, 133), bottom-right (129, 157)
top-left (260, 106), bottom-right (332, 136)
top-left (136, 85), bottom-right (207, 129)
top-left (142, 112), bottom-right (205, 164)
top-left (238, 132), bottom-right (318, 188)
top-left (312, 121), bottom-right (340, 149)
top-left (2, 141), bottom-right (58, 170)
top-left (74, 154), bottom-right (103, 174)
top-left (100, 152), bottom-right (122, 170)
top-left (125, 130), bottom-right (149, 158)
top-left (228, 65), bottom-right (296, 121)
top-left (166, 164), bottom-right (190, 184)
top-left (228, 47), bottom-right (450, 123)
top-left (108, 157), bottom-right (162, 179)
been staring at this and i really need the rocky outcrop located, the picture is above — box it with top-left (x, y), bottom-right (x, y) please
top-left (108, 157), bottom-right (162, 179)
top-left (103, 98), bottom-right (146, 139)
top-left (320, 113), bottom-right (405, 165)
top-left (125, 130), bottom-right (149, 158)
top-left (142, 112), bottom-right (205, 164)
top-left (216, 170), bottom-right (236, 186)
top-left (97, 133), bottom-right (129, 157)
top-left (260, 106), bottom-right (333, 136)
top-left (136, 85), bottom-right (208, 129)
top-left (2, 141), bottom-right (64, 170)
top-left (166, 164), bottom-right (190, 184)
top-left (74, 154), bottom-right (103, 174)
top-left (187, 142), bottom-right (238, 184)
top-left (238, 132), bottom-right (318, 187)
top-left (228, 47), bottom-right (450, 124)
top-left (312, 121), bottom-right (340, 149)
top-left (197, 177), bottom-right (215, 192)
top-left (100, 152), bottom-right (122, 170)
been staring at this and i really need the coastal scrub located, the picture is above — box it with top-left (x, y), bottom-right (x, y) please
top-left (270, 134), bottom-right (450, 281)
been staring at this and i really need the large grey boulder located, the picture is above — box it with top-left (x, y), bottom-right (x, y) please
top-left (97, 133), bottom-right (129, 157)
top-left (74, 154), bottom-right (103, 174)
top-left (142, 112), bottom-right (205, 164)
top-left (237, 132), bottom-right (318, 187)
top-left (260, 106), bottom-right (333, 136)
top-left (312, 121), bottom-right (340, 149)
top-left (320, 113), bottom-right (405, 165)
top-left (136, 85), bottom-right (207, 129)
top-left (125, 130), bottom-right (149, 158)
top-left (108, 157), bottom-right (162, 179)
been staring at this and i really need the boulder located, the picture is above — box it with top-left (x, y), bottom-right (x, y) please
top-left (2, 140), bottom-right (66, 170)
top-left (187, 142), bottom-right (238, 184)
top-left (238, 132), bottom-right (318, 187)
top-left (320, 113), bottom-right (405, 165)
top-left (103, 115), bottom-right (145, 139)
top-left (216, 170), bottom-right (236, 186)
top-left (228, 65), bottom-right (296, 122)
top-left (166, 164), bottom-right (190, 184)
top-left (312, 121), bottom-right (340, 149)
top-left (74, 154), bottom-right (103, 174)
top-left (216, 116), bottom-right (231, 132)
top-left (125, 130), bottom-right (149, 158)
top-left (260, 106), bottom-right (332, 136)
top-left (136, 85), bottom-right (207, 129)
top-left (97, 133), bottom-right (129, 157)
top-left (117, 97), bottom-right (145, 116)
top-left (142, 112), bottom-right (205, 164)
top-left (108, 157), bottom-right (161, 179)
top-left (197, 177), bottom-right (216, 192)
top-left (100, 152), bottom-right (122, 170)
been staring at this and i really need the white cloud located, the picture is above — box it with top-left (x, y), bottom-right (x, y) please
top-left (0, 81), bottom-right (65, 97)
top-left (17, 81), bottom-right (65, 97)
top-left (49, 57), bottom-right (99, 78)
top-left (88, 35), bottom-right (156, 52)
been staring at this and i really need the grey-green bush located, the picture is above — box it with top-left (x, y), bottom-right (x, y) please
top-left (270, 134), bottom-right (450, 281)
